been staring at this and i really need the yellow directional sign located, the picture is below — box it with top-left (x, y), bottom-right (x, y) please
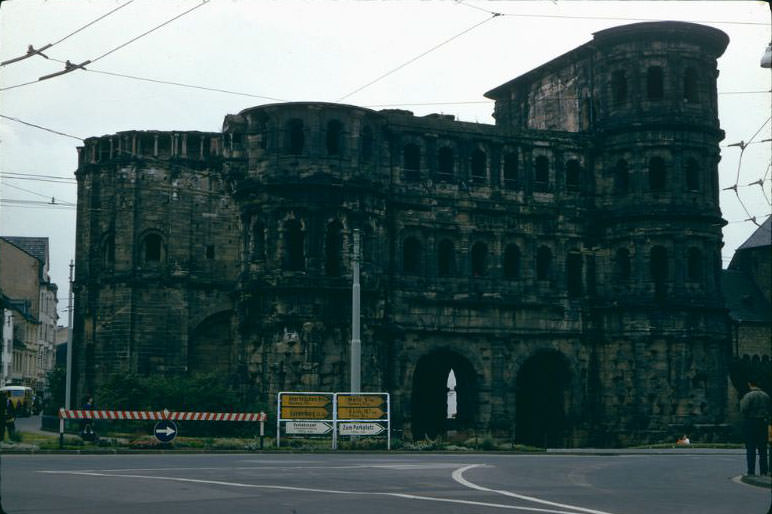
top-left (281, 394), bottom-right (332, 407)
top-left (337, 406), bottom-right (386, 420)
top-left (280, 407), bottom-right (330, 420)
top-left (338, 395), bottom-right (385, 408)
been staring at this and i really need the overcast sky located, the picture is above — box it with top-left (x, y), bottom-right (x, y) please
top-left (1, 0), bottom-right (770, 322)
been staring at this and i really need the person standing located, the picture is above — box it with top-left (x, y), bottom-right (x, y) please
top-left (740, 379), bottom-right (771, 476)
top-left (4, 397), bottom-right (16, 440)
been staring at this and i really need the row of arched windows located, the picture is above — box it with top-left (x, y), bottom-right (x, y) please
top-left (611, 155), bottom-right (707, 194)
top-left (610, 65), bottom-right (701, 105)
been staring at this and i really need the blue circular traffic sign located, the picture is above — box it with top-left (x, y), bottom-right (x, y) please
top-left (154, 420), bottom-right (178, 443)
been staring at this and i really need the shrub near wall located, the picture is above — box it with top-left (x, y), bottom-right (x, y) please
top-left (95, 373), bottom-right (269, 437)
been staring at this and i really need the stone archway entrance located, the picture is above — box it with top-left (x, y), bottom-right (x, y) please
top-left (189, 311), bottom-right (233, 375)
top-left (516, 350), bottom-right (571, 447)
top-left (411, 349), bottom-right (476, 440)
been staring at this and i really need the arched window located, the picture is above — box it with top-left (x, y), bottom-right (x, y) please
top-left (503, 244), bottom-right (520, 279)
top-left (437, 239), bottom-right (455, 276)
top-left (284, 220), bottom-right (305, 271)
top-left (611, 70), bottom-right (628, 104)
top-left (536, 246), bottom-right (552, 280)
top-left (471, 149), bottom-right (487, 183)
top-left (403, 237), bottom-right (422, 274)
top-left (471, 242), bottom-right (487, 276)
top-left (650, 245), bottom-right (668, 299)
top-left (614, 159), bottom-right (629, 194)
top-left (142, 233), bottom-right (163, 263)
top-left (251, 221), bottom-right (265, 261)
top-left (403, 144), bottom-right (420, 181)
top-left (287, 119), bottom-right (304, 155)
top-left (615, 248), bottom-right (631, 281)
top-left (683, 68), bottom-right (699, 103)
top-left (503, 152), bottom-right (518, 189)
top-left (647, 66), bottom-right (664, 100)
top-left (360, 126), bottom-right (374, 162)
top-left (325, 221), bottom-right (343, 276)
top-left (687, 247), bottom-right (702, 282)
top-left (565, 159), bottom-right (581, 191)
top-left (685, 158), bottom-right (700, 191)
top-left (438, 146), bottom-right (454, 178)
top-left (326, 120), bottom-right (343, 156)
top-left (102, 233), bottom-right (115, 269)
top-left (649, 157), bottom-right (666, 192)
top-left (566, 251), bottom-right (583, 297)
top-left (534, 155), bottom-right (549, 192)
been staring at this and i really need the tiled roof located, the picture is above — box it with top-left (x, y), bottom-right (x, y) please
top-left (1, 236), bottom-right (49, 265)
top-left (737, 217), bottom-right (771, 251)
top-left (721, 269), bottom-right (772, 323)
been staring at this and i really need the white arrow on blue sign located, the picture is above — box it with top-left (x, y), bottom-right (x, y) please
top-left (154, 420), bottom-right (178, 443)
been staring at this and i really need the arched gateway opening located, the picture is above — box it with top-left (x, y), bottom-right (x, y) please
top-left (516, 350), bottom-right (571, 447)
top-left (411, 350), bottom-right (476, 440)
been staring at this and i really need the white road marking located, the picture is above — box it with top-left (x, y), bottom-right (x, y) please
top-left (451, 464), bottom-right (620, 514)
top-left (40, 470), bottom-right (608, 513)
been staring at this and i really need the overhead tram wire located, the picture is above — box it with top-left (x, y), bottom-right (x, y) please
top-left (0, 114), bottom-right (83, 141)
top-left (337, 12), bottom-right (502, 102)
top-left (0, 0), bottom-right (135, 67)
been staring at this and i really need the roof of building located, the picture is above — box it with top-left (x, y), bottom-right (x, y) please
top-left (1, 236), bottom-right (49, 265)
top-left (721, 269), bottom-right (772, 323)
top-left (737, 217), bottom-right (771, 251)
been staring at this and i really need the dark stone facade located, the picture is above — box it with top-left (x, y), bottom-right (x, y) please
top-left (74, 22), bottom-right (734, 446)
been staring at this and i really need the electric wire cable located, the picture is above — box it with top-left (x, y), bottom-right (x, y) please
top-left (0, 114), bottom-right (84, 140)
top-left (337, 12), bottom-right (501, 102)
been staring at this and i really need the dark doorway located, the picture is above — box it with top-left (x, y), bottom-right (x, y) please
top-left (411, 349), bottom-right (476, 440)
top-left (189, 311), bottom-right (233, 375)
top-left (516, 350), bottom-right (571, 447)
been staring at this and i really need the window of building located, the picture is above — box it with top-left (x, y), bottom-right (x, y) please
top-left (683, 68), bottom-right (699, 103)
top-left (614, 159), bottom-right (629, 194)
top-left (285, 220), bottom-right (305, 271)
top-left (326, 120), bottom-right (343, 156)
top-left (206, 245), bottom-right (215, 259)
top-left (647, 66), bottom-right (664, 100)
top-left (140, 233), bottom-right (164, 265)
top-left (403, 237), bottom-right (422, 274)
top-left (503, 152), bottom-right (518, 189)
top-left (361, 126), bottom-right (374, 162)
top-left (536, 246), bottom-right (552, 280)
top-left (650, 245), bottom-right (668, 299)
top-left (534, 155), bottom-right (549, 192)
top-left (403, 144), bottom-right (421, 181)
top-left (503, 244), bottom-right (520, 279)
top-left (437, 239), bottom-right (455, 276)
top-left (325, 221), bottom-right (343, 276)
top-left (611, 70), bottom-right (628, 104)
top-left (252, 221), bottom-right (266, 261)
top-left (649, 157), bottom-right (666, 192)
top-left (687, 247), bottom-right (702, 281)
top-left (615, 248), bottom-right (631, 281)
top-left (565, 159), bottom-right (581, 191)
top-left (471, 149), bottom-right (487, 183)
top-left (566, 251), bottom-right (583, 297)
top-left (102, 233), bottom-right (115, 269)
top-left (287, 119), bottom-right (304, 155)
top-left (438, 146), bottom-right (454, 178)
top-left (685, 158), bottom-right (700, 191)
top-left (471, 242), bottom-right (487, 276)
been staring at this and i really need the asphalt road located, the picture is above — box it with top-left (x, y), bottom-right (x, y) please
top-left (1, 451), bottom-right (769, 514)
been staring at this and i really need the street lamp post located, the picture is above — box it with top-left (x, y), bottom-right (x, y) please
top-left (350, 229), bottom-right (361, 393)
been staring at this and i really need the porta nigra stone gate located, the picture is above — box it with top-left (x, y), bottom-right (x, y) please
top-left (73, 22), bottom-right (734, 446)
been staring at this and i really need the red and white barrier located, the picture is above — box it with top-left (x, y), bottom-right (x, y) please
top-left (59, 408), bottom-right (267, 422)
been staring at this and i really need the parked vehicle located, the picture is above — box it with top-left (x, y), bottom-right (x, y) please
top-left (1, 386), bottom-right (33, 417)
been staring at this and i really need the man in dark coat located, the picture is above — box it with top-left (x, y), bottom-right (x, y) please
top-left (740, 379), bottom-right (771, 476)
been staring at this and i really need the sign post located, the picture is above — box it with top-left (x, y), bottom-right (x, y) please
top-left (153, 419), bottom-right (178, 443)
top-left (276, 392), bottom-right (335, 449)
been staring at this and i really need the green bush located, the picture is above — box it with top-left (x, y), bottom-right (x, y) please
top-left (43, 366), bottom-right (66, 415)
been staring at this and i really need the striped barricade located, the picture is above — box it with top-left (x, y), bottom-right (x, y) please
top-left (59, 408), bottom-right (267, 422)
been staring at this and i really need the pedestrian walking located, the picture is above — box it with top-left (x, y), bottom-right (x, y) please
top-left (4, 397), bottom-right (16, 440)
top-left (740, 379), bottom-right (771, 476)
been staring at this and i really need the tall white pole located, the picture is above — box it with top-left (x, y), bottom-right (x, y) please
top-left (350, 229), bottom-right (361, 392)
top-left (65, 260), bottom-right (73, 410)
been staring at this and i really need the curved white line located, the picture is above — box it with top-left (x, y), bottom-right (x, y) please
top-left (43, 470), bottom-right (598, 513)
top-left (452, 464), bottom-right (619, 514)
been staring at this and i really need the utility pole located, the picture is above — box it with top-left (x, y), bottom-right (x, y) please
top-left (60, 260), bottom-right (73, 448)
top-left (350, 229), bottom-right (361, 393)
